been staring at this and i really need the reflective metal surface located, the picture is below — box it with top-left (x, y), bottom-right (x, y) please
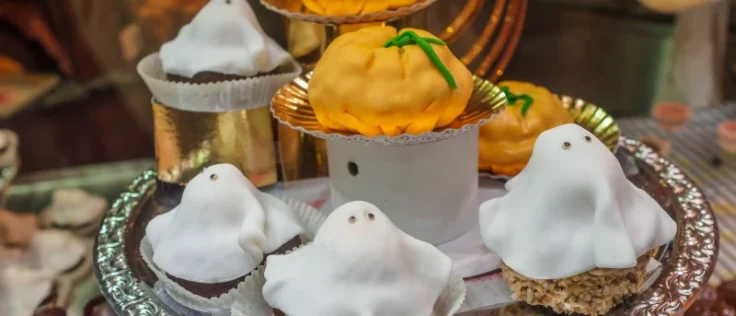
top-left (153, 103), bottom-right (278, 187)
top-left (94, 138), bottom-right (717, 315)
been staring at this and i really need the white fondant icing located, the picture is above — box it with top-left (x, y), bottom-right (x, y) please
top-left (480, 124), bottom-right (677, 280)
top-left (41, 189), bottom-right (107, 227)
top-left (159, 0), bottom-right (291, 78)
top-left (263, 201), bottom-right (453, 316)
top-left (145, 164), bottom-right (303, 283)
top-left (0, 265), bottom-right (53, 316)
top-left (27, 229), bottom-right (87, 274)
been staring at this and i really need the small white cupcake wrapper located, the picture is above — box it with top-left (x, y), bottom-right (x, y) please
top-left (434, 274), bottom-right (466, 316)
top-left (140, 196), bottom-right (326, 313)
top-left (137, 53), bottom-right (302, 113)
top-left (260, 0), bottom-right (439, 24)
top-left (280, 196), bottom-right (326, 240)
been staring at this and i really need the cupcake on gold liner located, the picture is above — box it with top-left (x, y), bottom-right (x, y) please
top-left (478, 81), bottom-right (575, 177)
top-left (260, 0), bottom-right (439, 24)
top-left (272, 26), bottom-right (505, 146)
top-left (138, 0), bottom-right (301, 186)
top-left (273, 26), bottom-right (504, 244)
top-left (140, 164), bottom-right (325, 314)
top-left (262, 201), bottom-right (466, 316)
top-left (273, 73), bottom-right (504, 145)
top-left (479, 124), bottom-right (676, 316)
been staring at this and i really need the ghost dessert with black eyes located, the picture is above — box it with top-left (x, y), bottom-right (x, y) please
top-left (262, 201), bottom-right (466, 316)
top-left (479, 124), bottom-right (677, 316)
top-left (140, 164), bottom-right (312, 314)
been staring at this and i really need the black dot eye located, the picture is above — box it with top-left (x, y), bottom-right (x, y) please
top-left (367, 213), bottom-right (375, 221)
top-left (562, 142), bottom-right (571, 150)
top-left (210, 174), bottom-right (218, 180)
top-left (347, 161), bottom-right (359, 176)
top-left (585, 136), bottom-right (592, 142)
top-left (348, 216), bottom-right (357, 224)
top-left (225, 0), bottom-right (231, 4)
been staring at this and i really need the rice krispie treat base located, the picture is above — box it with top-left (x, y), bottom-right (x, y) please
top-left (501, 255), bottom-right (650, 316)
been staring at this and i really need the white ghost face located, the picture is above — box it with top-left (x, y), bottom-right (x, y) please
top-left (519, 124), bottom-right (615, 179)
top-left (183, 164), bottom-right (254, 204)
top-left (315, 201), bottom-right (399, 254)
top-left (533, 124), bottom-right (609, 158)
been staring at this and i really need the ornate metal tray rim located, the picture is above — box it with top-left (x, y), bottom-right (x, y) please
top-left (93, 138), bottom-right (718, 315)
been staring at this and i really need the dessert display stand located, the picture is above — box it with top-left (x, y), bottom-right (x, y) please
top-left (91, 2), bottom-right (716, 315)
top-left (268, 0), bottom-right (528, 184)
top-left (271, 73), bottom-right (506, 244)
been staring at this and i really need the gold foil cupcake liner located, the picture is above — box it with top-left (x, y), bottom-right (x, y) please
top-left (140, 196), bottom-right (326, 314)
top-left (479, 94), bottom-right (621, 179)
top-left (137, 53), bottom-right (302, 113)
top-left (260, 0), bottom-right (439, 24)
top-left (272, 72), bottom-right (506, 146)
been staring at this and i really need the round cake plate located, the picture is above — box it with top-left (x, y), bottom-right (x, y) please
top-left (93, 138), bottom-right (717, 316)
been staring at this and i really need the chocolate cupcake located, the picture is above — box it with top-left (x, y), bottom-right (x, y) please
top-left (137, 0), bottom-right (301, 112)
top-left (141, 164), bottom-right (324, 314)
top-left (479, 124), bottom-right (677, 315)
top-left (164, 236), bottom-right (302, 299)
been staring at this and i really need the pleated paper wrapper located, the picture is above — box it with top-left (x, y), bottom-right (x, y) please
top-left (139, 196), bottom-right (326, 315)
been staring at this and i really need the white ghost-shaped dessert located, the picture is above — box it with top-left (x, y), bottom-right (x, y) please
top-left (0, 265), bottom-right (53, 316)
top-left (26, 229), bottom-right (87, 274)
top-left (0, 129), bottom-right (19, 168)
top-left (40, 189), bottom-right (107, 233)
top-left (263, 201), bottom-right (455, 316)
top-left (159, 0), bottom-right (291, 78)
top-left (480, 124), bottom-right (677, 280)
top-left (145, 163), bottom-right (304, 283)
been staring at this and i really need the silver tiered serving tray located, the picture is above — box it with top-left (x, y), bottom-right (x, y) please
top-left (93, 138), bottom-right (718, 316)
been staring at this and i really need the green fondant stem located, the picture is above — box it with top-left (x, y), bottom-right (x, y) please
top-left (383, 31), bottom-right (457, 90)
top-left (501, 86), bottom-right (535, 117)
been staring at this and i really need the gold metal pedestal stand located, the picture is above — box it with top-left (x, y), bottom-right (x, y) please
top-left (275, 0), bottom-right (527, 183)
